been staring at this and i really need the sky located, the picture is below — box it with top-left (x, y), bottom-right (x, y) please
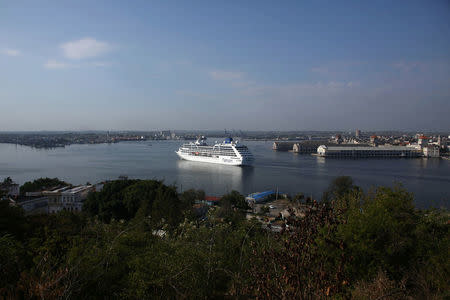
top-left (1, 0), bottom-right (449, 131)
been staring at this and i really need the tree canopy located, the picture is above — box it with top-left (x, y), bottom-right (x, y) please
top-left (0, 177), bottom-right (448, 299)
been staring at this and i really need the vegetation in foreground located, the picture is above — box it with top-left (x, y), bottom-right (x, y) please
top-left (0, 177), bottom-right (448, 299)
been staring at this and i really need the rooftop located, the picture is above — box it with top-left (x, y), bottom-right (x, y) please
top-left (247, 190), bottom-right (276, 200)
top-left (43, 186), bottom-right (71, 194)
top-left (62, 185), bottom-right (93, 194)
top-left (43, 185), bottom-right (93, 195)
top-left (323, 146), bottom-right (420, 151)
top-left (205, 196), bottom-right (221, 202)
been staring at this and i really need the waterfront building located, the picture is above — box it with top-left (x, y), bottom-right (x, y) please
top-left (317, 145), bottom-right (423, 158)
top-left (272, 142), bottom-right (296, 151)
top-left (293, 141), bottom-right (328, 153)
top-left (293, 141), bottom-right (369, 154)
top-left (423, 145), bottom-right (440, 158)
top-left (45, 185), bottom-right (94, 213)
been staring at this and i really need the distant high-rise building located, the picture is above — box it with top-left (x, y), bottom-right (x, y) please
top-left (355, 129), bottom-right (361, 138)
top-left (159, 130), bottom-right (171, 138)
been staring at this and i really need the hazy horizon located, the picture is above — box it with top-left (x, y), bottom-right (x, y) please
top-left (0, 129), bottom-right (448, 135)
top-left (1, 1), bottom-right (449, 131)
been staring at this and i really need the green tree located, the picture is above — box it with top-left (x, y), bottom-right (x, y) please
top-left (123, 180), bottom-right (162, 218)
top-left (0, 200), bottom-right (26, 239)
top-left (83, 179), bottom-right (140, 222)
top-left (221, 190), bottom-right (249, 210)
top-left (2, 177), bottom-right (13, 186)
top-left (0, 234), bottom-right (25, 295)
top-left (151, 184), bottom-right (182, 228)
top-left (337, 185), bottom-right (418, 281)
top-left (180, 189), bottom-right (204, 208)
top-left (322, 176), bottom-right (355, 201)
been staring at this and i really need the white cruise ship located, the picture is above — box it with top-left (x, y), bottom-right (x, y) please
top-left (176, 136), bottom-right (254, 166)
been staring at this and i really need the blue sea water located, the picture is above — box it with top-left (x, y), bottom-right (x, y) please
top-left (0, 140), bottom-right (448, 208)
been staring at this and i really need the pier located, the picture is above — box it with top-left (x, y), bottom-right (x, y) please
top-left (317, 145), bottom-right (423, 158)
top-left (272, 142), bottom-right (297, 151)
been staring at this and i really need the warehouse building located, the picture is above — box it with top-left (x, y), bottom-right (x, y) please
top-left (317, 145), bottom-right (423, 158)
top-left (45, 185), bottom-right (94, 213)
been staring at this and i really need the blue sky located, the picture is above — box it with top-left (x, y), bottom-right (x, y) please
top-left (1, 0), bottom-right (449, 131)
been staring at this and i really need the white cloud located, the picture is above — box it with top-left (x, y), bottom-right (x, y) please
top-left (210, 70), bottom-right (244, 81)
top-left (60, 38), bottom-right (111, 60)
top-left (44, 60), bottom-right (112, 70)
top-left (44, 60), bottom-right (72, 69)
top-left (2, 48), bottom-right (20, 56)
top-left (311, 67), bottom-right (329, 74)
top-left (91, 61), bottom-right (111, 67)
top-left (327, 81), bottom-right (345, 88)
top-left (392, 62), bottom-right (419, 72)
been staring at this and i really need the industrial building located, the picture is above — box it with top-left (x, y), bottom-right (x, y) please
top-left (293, 141), bottom-right (329, 153)
top-left (292, 141), bottom-right (369, 154)
top-left (272, 142), bottom-right (296, 151)
top-left (45, 185), bottom-right (94, 213)
top-left (317, 145), bottom-right (423, 158)
top-left (246, 190), bottom-right (276, 204)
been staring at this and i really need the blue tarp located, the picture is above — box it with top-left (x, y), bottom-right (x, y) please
top-left (248, 190), bottom-right (275, 200)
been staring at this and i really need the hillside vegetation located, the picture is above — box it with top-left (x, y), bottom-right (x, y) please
top-left (0, 177), bottom-right (448, 299)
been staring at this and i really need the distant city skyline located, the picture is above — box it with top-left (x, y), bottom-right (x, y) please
top-left (1, 1), bottom-right (449, 131)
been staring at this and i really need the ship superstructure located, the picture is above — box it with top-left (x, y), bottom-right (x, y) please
top-left (176, 136), bottom-right (253, 166)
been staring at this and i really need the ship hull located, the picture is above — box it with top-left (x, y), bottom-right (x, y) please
top-left (176, 151), bottom-right (252, 166)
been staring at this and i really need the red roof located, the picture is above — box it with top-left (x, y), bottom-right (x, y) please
top-left (205, 196), bottom-right (220, 202)
top-left (419, 136), bottom-right (429, 139)
top-left (370, 135), bottom-right (377, 138)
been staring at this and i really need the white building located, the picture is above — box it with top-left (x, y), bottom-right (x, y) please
top-left (45, 185), bottom-right (94, 213)
top-left (423, 145), bottom-right (440, 158)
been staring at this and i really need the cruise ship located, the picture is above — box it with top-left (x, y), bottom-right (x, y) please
top-left (176, 136), bottom-right (254, 166)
